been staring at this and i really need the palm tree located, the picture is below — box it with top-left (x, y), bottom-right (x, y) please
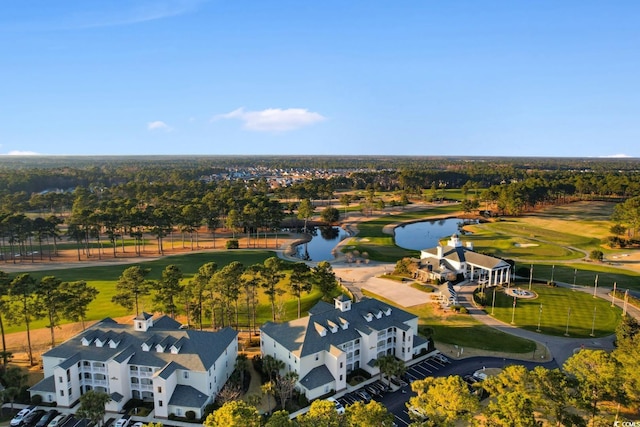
top-left (261, 381), bottom-right (276, 414)
top-left (262, 355), bottom-right (285, 383)
top-left (235, 354), bottom-right (250, 387)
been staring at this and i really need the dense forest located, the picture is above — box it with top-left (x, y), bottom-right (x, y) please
top-left (1, 156), bottom-right (640, 263)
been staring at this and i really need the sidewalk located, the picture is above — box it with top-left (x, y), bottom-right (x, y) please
top-left (455, 283), bottom-right (616, 366)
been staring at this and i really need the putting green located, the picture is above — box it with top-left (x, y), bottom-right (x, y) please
top-left (480, 284), bottom-right (622, 338)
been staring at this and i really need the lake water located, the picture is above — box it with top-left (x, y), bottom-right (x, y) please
top-left (394, 218), bottom-right (471, 250)
top-left (295, 226), bottom-right (350, 261)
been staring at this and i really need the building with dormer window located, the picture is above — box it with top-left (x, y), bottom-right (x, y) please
top-left (418, 234), bottom-right (511, 286)
top-left (29, 313), bottom-right (237, 419)
top-left (260, 296), bottom-right (429, 399)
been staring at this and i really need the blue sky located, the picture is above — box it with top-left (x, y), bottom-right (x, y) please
top-left (1, 0), bottom-right (638, 157)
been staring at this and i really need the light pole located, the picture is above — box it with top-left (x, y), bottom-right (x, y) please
top-left (536, 304), bottom-right (543, 332)
top-left (550, 265), bottom-right (555, 284)
top-left (572, 268), bottom-right (577, 291)
top-left (511, 296), bottom-right (516, 325)
top-left (593, 274), bottom-right (598, 298)
top-left (564, 307), bottom-right (571, 336)
top-left (611, 282), bottom-right (617, 307)
top-left (491, 286), bottom-right (496, 316)
top-left (528, 264), bottom-right (533, 290)
top-left (623, 289), bottom-right (629, 316)
top-left (590, 306), bottom-right (597, 337)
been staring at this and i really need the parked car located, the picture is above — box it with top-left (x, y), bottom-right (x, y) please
top-left (22, 410), bottom-right (46, 427)
top-left (326, 397), bottom-right (345, 414)
top-left (10, 407), bottom-right (36, 427)
top-left (356, 390), bottom-right (372, 403)
top-left (47, 415), bottom-right (70, 427)
top-left (36, 410), bottom-right (59, 427)
top-left (114, 416), bottom-right (130, 427)
top-left (408, 406), bottom-right (428, 420)
top-left (434, 353), bottom-right (449, 364)
top-left (365, 385), bottom-right (381, 398)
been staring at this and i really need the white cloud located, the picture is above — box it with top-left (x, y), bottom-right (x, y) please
top-left (147, 120), bottom-right (172, 132)
top-left (601, 154), bottom-right (631, 158)
top-left (5, 150), bottom-right (40, 155)
top-left (214, 107), bottom-right (326, 132)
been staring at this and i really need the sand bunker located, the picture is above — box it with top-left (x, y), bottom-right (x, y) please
top-left (514, 243), bottom-right (539, 248)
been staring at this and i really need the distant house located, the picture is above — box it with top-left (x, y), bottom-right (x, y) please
top-left (417, 234), bottom-right (511, 286)
top-left (260, 296), bottom-right (430, 400)
top-left (30, 313), bottom-right (238, 419)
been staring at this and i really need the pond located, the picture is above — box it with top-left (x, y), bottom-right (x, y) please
top-left (394, 218), bottom-right (474, 251)
top-left (295, 226), bottom-right (350, 261)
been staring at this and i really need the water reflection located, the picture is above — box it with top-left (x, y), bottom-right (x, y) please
top-left (394, 218), bottom-right (475, 251)
top-left (295, 226), bottom-right (349, 261)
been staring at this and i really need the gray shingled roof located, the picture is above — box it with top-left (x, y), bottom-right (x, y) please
top-left (29, 375), bottom-right (56, 393)
top-left (299, 365), bottom-right (335, 391)
top-left (413, 334), bottom-right (429, 348)
top-left (42, 317), bottom-right (237, 375)
top-left (262, 297), bottom-right (417, 357)
top-left (422, 245), bottom-right (509, 270)
top-left (168, 385), bottom-right (208, 408)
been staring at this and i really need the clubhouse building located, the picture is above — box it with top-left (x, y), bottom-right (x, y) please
top-left (417, 234), bottom-right (511, 286)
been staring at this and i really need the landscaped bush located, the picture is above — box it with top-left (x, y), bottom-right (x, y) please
top-left (451, 305), bottom-right (468, 314)
top-left (31, 395), bottom-right (43, 405)
top-left (185, 411), bottom-right (196, 421)
top-left (226, 239), bottom-right (239, 249)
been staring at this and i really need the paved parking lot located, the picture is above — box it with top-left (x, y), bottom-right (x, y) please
top-left (336, 352), bottom-right (556, 426)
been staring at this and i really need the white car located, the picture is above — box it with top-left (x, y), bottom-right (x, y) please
top-left (10, 407), bottom-right (35, 427)
top-left (114, 416), bottom-right (131, 427)
top-left (47, 415), bottom-right (68, 427)
top-left (326, 397), bottom-right (345, 414)
top-left (408, 406), bottom-right (428, 420)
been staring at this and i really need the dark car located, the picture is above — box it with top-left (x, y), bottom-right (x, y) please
top-left (35, 410), bottom-right (59, 427)
top-left (22, 410), bottom-right (46, 427)
top-left (356, 390), bottom-right (372, 403)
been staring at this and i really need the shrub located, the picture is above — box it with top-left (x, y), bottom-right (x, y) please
top-left (589, 250), bottom-right (604, 262)
top-left (226, 239), bottom-right (239, 249)
top-left (31, 394), bottom-right (43, 405)
top-left (547, 281), bottom-right (557, 287)
top-left (168, 414), bottom-right (176, 421)
top-left (185, 411), bottom-right (196, 421)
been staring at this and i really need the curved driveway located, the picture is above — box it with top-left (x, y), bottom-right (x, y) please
top-left (330, 262), bottom-right (624, 367)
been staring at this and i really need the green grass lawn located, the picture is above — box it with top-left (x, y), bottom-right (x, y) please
top-left (516, 263), bottom-right (640, 292)
top-left (483, 284), bottom-right (622, 337)
top-left (3, 250), bottom-right (320, 333)
top-left (362, 289), bottom-right (536, 353)
top-left (343, 205), bottom-right (460, 262)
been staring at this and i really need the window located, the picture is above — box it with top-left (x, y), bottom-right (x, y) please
top-left (340, 362), bottom-right (343, 368)
top-left (339, 375), bottom-right (343, 381)
top-left (60, 390), bottom-right (64, 396)
top-left (59, 376), bottom-right (63, 383)
top-left (315, 354), bottom-right (319, 361)
top-left (157, 386), bottom-right (162, 393)
top-left (355, 339), bottom-right (360, 344)
top-left (184, 372), bottom-right (189, 379)
top-left (68, 388), bottom-right (72, 397)
top-left (176, 409), bottom-right (182, 416)
top-left (67, 369), bottom-right (71, 381)
top-left (158, 401), bottom-right (163, 407)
